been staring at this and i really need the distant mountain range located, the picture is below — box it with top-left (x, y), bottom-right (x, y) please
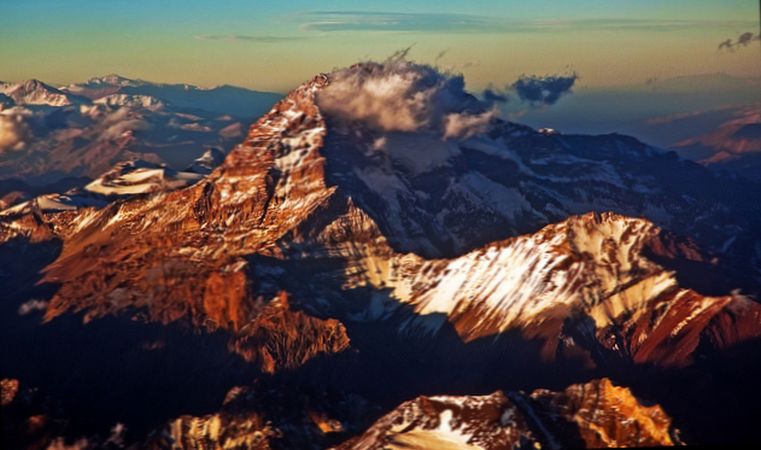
top-left (0, 76), bottom-right (281, 188)
top-left (62, 74), bottom-right (282, 118)
top-left (498, 73), bottom-right (761, 183)
top-left (670, 104), bottom-right (761, 180)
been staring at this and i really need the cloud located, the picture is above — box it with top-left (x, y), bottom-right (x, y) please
top-left (195, 34), bottom-right (305, 43)
top-left (718, 31), bottom-right (760, 51)
top-left (510, 74), bottom-right (578, 105)
top-left (0, 113), bottom-right (30, 153)
top-left (443, 110), bottom-right (497, 139)
top-left (317, 53), bottom-right (576, 140)
top-left (301, 11), bottom-right (496, 33)
top-left (480, 73), bottom-right (578, 107)
top-left (301, 12), bottom-right (755, 34)
top-left (718, 38), bottom-right (733, 51)
top-left (317, 51), bottom-right (487, 139)
top-left (98, 108), bottom-right (150, 140)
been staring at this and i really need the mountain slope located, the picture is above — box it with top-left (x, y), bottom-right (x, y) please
top-left (340, 378), bottom-right (678, 449)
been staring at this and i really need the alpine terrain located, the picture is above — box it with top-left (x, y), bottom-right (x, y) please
top-left (2, 57), bottom-right (760, 449)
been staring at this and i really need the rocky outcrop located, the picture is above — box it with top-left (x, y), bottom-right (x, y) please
top-left (231, 292), bottom-right (351, 374)
top-left (151, 411), bottom-right (277, 450)
top-left (338, 378), bottom-right (678, 449)
top-left (528, 378), bottom-right (678, 448)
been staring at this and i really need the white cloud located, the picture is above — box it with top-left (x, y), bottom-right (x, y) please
top-left (317, 53), bottom-right (488, 139)
top-left (443, 109), bottom-right (497, 139)
top-left (0, 113), bottom-right (30, 153)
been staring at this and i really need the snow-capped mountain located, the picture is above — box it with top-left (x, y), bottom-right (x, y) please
top-left (92, 93), bottom-right (166, 110)
top-left (184, 147), bottom-right (226, 174)
top-left (0, 76), bottom-right (281, 188)
top-left (2, 60), bottom-right (761, 448)
top-left (62, 74), bottom-right (282, 118)
top-left (0, 79), bottom-right (86, 107)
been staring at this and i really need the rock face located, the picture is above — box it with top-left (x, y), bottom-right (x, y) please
top-left (339, 378), bottom-right (677, 450)
top-left (529, 378), bottom-right (677, 448)
top-left (2, 59), bottom-right (760, 448)
top-left (152, 412), bottom-right (277, 450)
top-left (231, 292), bottom-right (351, 374)
top-left (1, 378), bottom-right (19, 406)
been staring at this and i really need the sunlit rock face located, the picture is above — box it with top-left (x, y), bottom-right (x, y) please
top-left (230, 292), bottom-right (351, 374)
top-left (153, 411), bottom-right (278, 450)
top-left (339, 378), bottom-right (678, 450)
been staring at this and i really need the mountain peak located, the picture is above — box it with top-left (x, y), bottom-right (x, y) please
top-left (87, 74), bottom-right (138, 86)
top-left (185, 147), bottom-right (226, 174)
top-left (0, 78), bottom-right (82, 106)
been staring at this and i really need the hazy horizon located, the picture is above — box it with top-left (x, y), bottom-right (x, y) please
top-left (2, 1), bottom-right (760, 93)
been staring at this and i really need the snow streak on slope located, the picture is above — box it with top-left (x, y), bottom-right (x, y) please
top-left (334, 211), bottom-right (759, 366)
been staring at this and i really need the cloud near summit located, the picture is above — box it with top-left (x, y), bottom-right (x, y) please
top-left (317, 54), bottom-right (493, 139)
top-left (316, 55), bottom-right (578, 139)
top-left (510, 74), bottom-right (578, 105)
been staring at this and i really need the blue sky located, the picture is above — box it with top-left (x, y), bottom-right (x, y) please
top-left (1, 0), bottom-right (759, 91)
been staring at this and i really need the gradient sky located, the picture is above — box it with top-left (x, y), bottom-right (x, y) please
top-left (1, 0), bottom-right (759, 92)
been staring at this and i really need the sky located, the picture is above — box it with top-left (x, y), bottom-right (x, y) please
top-left (1, 0), bottom-right (760, 93)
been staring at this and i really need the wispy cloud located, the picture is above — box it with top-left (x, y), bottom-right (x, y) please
top-left (301, 11), bottom-right (497, 33)
top-left (299, 11), bottom-right (755, 34)
top-left (194, 34), bottom-right (306, 43)
top-left (718, 31), bottom-right (761, 51)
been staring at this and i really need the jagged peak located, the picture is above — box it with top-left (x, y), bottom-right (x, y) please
top-left (86, 73), bottom-right (138, 86)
